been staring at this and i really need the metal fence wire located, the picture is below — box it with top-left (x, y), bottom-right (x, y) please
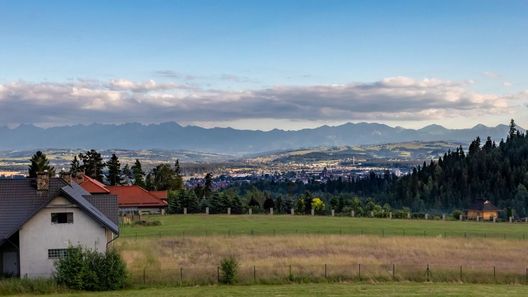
top-left (127, 263), bottom-right (528, 286)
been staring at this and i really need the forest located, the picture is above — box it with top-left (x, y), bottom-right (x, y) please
top-left (224, 120), bottom-right (528, 216)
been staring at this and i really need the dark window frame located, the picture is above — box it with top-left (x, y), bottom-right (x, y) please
top-left (48, 248), bottom-right (76, 259)
top-left (51, 212), bottom-right (74, 224)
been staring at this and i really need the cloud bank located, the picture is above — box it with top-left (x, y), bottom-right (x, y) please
top-left (0, 76), bottom-right (519, 126)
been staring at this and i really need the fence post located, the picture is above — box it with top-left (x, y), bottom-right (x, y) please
top-left (331, 209), bottom-right (335, 217)
top-left (493, 266), bottom-right (496, 282)
top-left (389, 212), bottom-right (392, 219)
top-left (460, 265), bottom-right (463, 281)
top-left (324, 264), bottom-right (327, 278)
top-left (311, 209), bottom-right (315, 216)
top-left (351, 210), bottom-right (355, 217)
top-left (358, 264), bottom-right (361, 281)
top-left (180, 267), bottom-right (183, 285)
top-left (217, 266), bottom-right (220, 283)
top-left (392, 264), bottom-right (395, 280)
top-left (254, 265), bottom-right (256, 283)
top-left (206, 207), bottom-right (209, 215)
top-left (249, 208), bottom-right (252, 215)
top-left (183, 207), bottom-right (187, 215)
top-left (227, 207), bottom-right (231, 215)
top-left (270, 208), bottom-right (273, 215)
top-left (291, 208), bottom-right (294, 215)
top-left (289, 265), bottom-right (292, 280)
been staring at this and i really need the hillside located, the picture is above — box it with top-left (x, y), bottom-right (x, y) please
top-left (0, 122), bottom-right (520, 154)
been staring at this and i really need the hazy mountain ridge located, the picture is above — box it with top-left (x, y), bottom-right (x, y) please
top-left (0, 122), bottom-right (519, 154)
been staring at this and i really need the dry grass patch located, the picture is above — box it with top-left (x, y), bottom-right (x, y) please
top-left (117, 235), bottom-right (528, 271)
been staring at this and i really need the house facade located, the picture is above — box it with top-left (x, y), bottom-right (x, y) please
top-left (467, 199), bottom-right (500, 220)
top-left (0, 173), bottom-right (119, 278)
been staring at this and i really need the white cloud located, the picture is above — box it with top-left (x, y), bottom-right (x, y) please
top-left (0, 77), bottom-right (521, 126)
top-left (482, 71), bottom-right (501, 79)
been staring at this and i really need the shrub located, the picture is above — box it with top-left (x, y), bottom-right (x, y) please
top-left (219, 256), bottom-right (238, 284)
top-left (311, 198), bottom-right (325, 214)
top-left (54, 247), bottom-right (127, 291)
top-left (452, 209), bottom-right (463, 220)
top-left (133, 220), bottom-right (161, 227)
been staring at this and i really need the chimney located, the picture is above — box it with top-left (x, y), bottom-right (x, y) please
top-left (36, 171), bottom-right (50, 191)
top-left (74, 171), bottom-right (85, 184)
top-left (59, 171), bottom-right (72, 184)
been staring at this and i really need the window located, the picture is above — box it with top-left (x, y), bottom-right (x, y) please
top-left (51, 212), bottom-right (73, 224)
top-left (48, 249), bottom-right (70, 259)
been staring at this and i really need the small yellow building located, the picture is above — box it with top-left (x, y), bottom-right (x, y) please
top-left (467, 200), bottom-right (500, 221)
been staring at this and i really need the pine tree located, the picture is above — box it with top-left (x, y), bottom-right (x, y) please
top-left (131, 159), bottom-right (145, 187)
top-left (106, 154), bottom-right (121, 186)
top-left (69, 155), bottom-right (81, 175)
top-left (122, 164), bottom-right (132, 184)
top-left (28, 151), bottom-right (55, 177)
top-left (173, 159), bottom-right (183, 190)
top-left (509, 119), bottom-right (517, 139)
top-left (79, 150), bottom-right (105, 181)
top-left (204, 173), bottom-right (213, 198)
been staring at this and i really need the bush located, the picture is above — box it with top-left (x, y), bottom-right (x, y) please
top-left (133, 220), bottom-right (161, 227)
top-left (54, 247), bottom-right (127, 291)
top-left (219, 256), bottom-right (238, 284)
top-left (452, 209), bottom-right (463, 220)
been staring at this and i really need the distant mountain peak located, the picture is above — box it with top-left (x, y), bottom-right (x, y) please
top-left (0, 121), bottom-right (518, 154)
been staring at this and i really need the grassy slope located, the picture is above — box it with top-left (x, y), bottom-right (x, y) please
top-left (121, 215), bottom-right (528, 239)
top-left (14, 283), bottom-right (528, 297)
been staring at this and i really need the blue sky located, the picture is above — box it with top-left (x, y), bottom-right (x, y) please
top-left (0, 0), bottom-right (527, 130)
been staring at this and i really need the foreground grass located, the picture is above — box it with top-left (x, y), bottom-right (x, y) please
top-left (12, 283), bottom-right (528, 297)
top-left (118, 234), bottom-right (528, 285)
top-left (121, 214), bottom-right (528, 239)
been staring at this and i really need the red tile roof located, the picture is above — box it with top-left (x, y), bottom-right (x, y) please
top-left (150, 190), bottom-right (168, 200)
top-left (78, 175), bottom-right (111, 194)
top-left (107, 185), bottom-right (167, 207)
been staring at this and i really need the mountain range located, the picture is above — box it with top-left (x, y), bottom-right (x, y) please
top-left (0, 122), bottom-right (520, 155)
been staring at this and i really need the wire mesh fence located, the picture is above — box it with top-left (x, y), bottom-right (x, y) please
top-left (122, 228), bottom-right (528, 241)
top-left (128, 263), bottom-right (528, 286)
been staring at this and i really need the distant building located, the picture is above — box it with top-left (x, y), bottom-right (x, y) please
top-left (150, 190), bottom-right (168, 203)
top-left (77, 174), bottom-right (167, 214)
top-left (467, 199), bottom-right (500, 220)
top-left (0, 173), bottom-right (119, 278)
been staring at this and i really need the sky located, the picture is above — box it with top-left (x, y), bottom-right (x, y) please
top-left (0, 0), bottom-right (527, 130)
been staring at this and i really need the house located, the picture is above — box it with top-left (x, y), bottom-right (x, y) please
top-left (150, 190), bottom-right (168, 203)
top-left (467, 199), bottom-right (500, 221)
top-left (0, 173), bottom-right (119, 278)
top-left (77, 174), bottom-right (167, 214)
top-left (107, 185), bottom-right (167, 215)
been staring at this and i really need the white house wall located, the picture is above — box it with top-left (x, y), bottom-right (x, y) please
top-left (18, 196), bottom-right (108, 278)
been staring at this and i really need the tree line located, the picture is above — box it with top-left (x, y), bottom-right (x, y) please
top-left (28, 150), bottom-right (183, 191)
top-left (27, 119), bottom-right (528, 216)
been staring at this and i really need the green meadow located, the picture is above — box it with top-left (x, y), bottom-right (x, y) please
top-left (121, 214), bottom-right (528, 239)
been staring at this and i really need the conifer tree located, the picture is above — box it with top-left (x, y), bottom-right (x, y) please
top-left (28, 151), bottom-right (55, 177)
top-left (131, 159), bottom-right (145, 187)
top-left (106, 154), bottom-right (121, 186)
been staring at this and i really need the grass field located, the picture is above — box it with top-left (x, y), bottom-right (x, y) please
top-left (121, 214), bottom-right (528, 239)
top-left (11, 283), bottom-right (528, 297)
top-left (117, 215), bottom-right (528, 285)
